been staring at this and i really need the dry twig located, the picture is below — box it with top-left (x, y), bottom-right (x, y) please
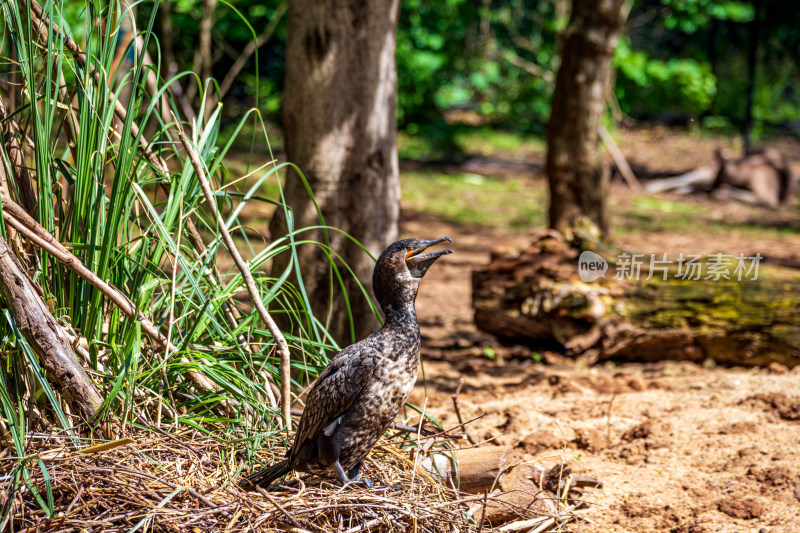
top-left (0, 95), bottom-right (37, 212)
top-left (452, 378), bottom-right (479, 445)
top-left (598, 124), bottom-right (642, 192)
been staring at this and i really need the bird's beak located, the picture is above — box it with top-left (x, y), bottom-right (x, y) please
top-left (406, 237), bottom-right (453, 278)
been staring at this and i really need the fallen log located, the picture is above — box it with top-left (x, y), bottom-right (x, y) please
top-left (642, 166), bottom-right (716, 194)
top-left (472, 231), bottom-right (800, 368)
top-left (0, 237), bottom-right (103, 423)
top-left (421, 447), bottom-right (597, 525)
top-left (421, 446), bottom-right (516, 493)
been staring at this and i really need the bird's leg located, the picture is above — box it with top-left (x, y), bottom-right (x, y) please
top-left (347, 460), bottom-right (401, 491)
top-left (332, 459), bottom-right (354, 485)
top-left (332, 459), bottom-right (373, 488)
top-left (347, 460), bottom-right (373, 488)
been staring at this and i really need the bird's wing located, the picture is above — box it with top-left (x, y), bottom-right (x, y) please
top-left (291, 343), bottom-right (377, 451)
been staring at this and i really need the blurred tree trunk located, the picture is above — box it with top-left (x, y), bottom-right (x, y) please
top-left (186, 0), bottom-right (218, 114)
top-left (546, 0), bottom-right (630, 238)
top-left (270, 0), bottom-right (401, 344)
top-left (160, 0), bottom-right (176, 82)
top-left (158, 0), bottom-right (195, 122)
top-left (742, 0), bottom-right (763, 155)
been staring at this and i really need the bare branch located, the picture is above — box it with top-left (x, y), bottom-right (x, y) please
top-left (452, 377), bottom-right (479, 445)
top-left (598, 124), bottom-right (642, 192)
top-left (499, 49), bottom-right (554, 83)
top-left (0, 95), bottom-right (38, 212)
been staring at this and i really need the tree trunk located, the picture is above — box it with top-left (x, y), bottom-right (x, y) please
top-left (159, 0), bottom-right (196, 122)
top-left (546, 0), bottom-right (629, 237)
top-left (186, 0), bottom-right (218, 113)
top-left (270, 0), bottom-right (401, 344)
top-left (742, 0), bottom-right (762, 155)
top-left (0, 237), bottom-right (103, 423)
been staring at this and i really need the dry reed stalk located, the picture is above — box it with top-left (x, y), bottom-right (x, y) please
top-left (175, 123), bottom-right (291, 428)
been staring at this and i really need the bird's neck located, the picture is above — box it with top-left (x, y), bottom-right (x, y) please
top-left (376, 278), bottom-right (421, 327)
top-left (380, 303), bottom-right (421, 362)
top-left (382, 300), bottom-right (419, 327)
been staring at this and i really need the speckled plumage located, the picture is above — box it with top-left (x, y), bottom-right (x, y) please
top-left (243, 237), bottom-right (453, 488)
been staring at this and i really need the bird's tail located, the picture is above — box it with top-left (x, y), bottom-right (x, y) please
top-left (239, 459), bottom-right (291, 490)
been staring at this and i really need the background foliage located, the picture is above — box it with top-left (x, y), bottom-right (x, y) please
top-left (84, 0), bottom-right (800, 152)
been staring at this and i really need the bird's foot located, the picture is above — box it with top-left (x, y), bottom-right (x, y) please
top-left (372, 483), bottom-right (404, 491)
top-left (347, 461), bottom-right (373, 488)
top-left (334, 460), bottom-right (375, 489)
top-left (354, 477), bottom-right (373, 489)
top-left (341, 477), bottom-right (373, 489)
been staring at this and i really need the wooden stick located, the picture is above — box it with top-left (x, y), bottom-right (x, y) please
top-left (642, 166), bottom-right (716, 193)
top-left (476, 490), bottom-right (489, 533)
top-left (256, 486), bottom-right (303, 528)
top-left (497, 517), bottom-right (549, 533)
top-left (175, 122), bottom-right (292, 429)
top-left (598, 124), bottom-right (643, 192)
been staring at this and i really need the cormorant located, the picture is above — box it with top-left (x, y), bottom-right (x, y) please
top-left (242, 237), bottom-right (453, 489)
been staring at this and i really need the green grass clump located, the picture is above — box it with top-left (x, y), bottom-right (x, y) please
top-left (614, 195), bottom-right (798, 238)
top-left (0, 0), bottom-right (349, 522)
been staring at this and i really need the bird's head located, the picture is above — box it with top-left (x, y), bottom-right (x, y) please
top-left (373, 237), bottom-right (453, 317)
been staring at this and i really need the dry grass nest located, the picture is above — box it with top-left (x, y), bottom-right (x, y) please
top-left (1, 428), bottom-right (585, 532)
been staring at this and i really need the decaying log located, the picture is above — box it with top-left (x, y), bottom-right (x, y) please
top-left (0, 237), bottom-right (103, 422)
top-left (480, 464), bottom-right (558, 525)
top-left (472, 231), bottom-right (800, 367)
top-left (641, 147), bottom-right (795, 207)
top-left (711, 147), bottom-right (794, 207)
top-left (422, 447), bottom-right (555, 524)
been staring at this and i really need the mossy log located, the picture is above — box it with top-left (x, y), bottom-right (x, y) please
top-left (472, 232), bottom-right (800, 368)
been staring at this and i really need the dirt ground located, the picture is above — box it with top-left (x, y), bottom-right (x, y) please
top-left (399, 131), bottom-right (800, 532)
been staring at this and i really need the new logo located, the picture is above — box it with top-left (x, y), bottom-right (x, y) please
top-left (578, 251), bottom-right (608, 282)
